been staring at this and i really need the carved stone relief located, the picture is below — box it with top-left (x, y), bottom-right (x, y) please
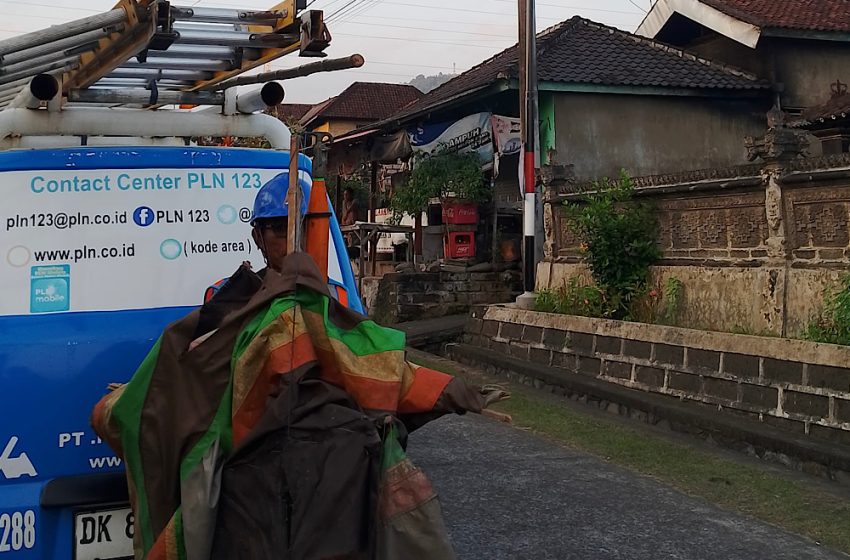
top-left (730, 209), bottom-right (763, 248)
top-left (809, 204), bottom-right (849, 246)
top-left (671, 212), bottom-right (701, 249)
top-left (765, 175), bottom-right (783, 234)
top-left (660, 193), bottom-right (767, 253)
top-left (763, 172), bottom-right (787, 259)
top-left (546, 166), bottom-right (849, 266)
top-left (554, 205), bottom-right (580, 253)
top-left (699, 211), bottom-right (728, 248)
top-left (543, 202), bottom-right (555, 259)
top-left (785, 186), bottom-right (850, 250)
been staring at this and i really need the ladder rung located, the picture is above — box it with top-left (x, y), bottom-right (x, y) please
top-left (173, 28), bottom-right (258, 47)
top-left (108, 68), bottom-right (213, 81)
top-left (94, 78), bottom-right (196, 88)
top-left (125, 57), bottom-right (233, 72)
top-left (173, 28), bottom-right (298, 48)
top-left (171, 6), bottom-right (284, 25)
top-left (145, 44), bottom-right (236, 60)
top-left (70, 88), bottom-right (225, 106)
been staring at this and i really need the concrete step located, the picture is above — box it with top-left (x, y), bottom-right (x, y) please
top-left (395, 314), bottom-right (467, 349)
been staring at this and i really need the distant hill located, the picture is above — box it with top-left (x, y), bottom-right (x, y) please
top-left (408, 72), bottom-right (457, 93)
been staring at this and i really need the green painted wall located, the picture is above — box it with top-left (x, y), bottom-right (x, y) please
top-left (539, 92), bottom-right (556, 165)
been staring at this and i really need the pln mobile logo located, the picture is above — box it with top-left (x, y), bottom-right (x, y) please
top-left (133, 206), bottom-right (155, 227)
top-left (30, 265), bottom-right (70, 313)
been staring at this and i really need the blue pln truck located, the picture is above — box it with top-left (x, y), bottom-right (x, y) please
top-left (0, 146), bottom-right (363, 559)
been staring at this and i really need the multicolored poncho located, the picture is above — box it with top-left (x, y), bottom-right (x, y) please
top-left (92, 253), bottom-right (487, 560)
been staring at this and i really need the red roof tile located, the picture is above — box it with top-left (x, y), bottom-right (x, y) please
top-left (304, 82), bottom-right (422, 124)
top-left (700, 0), bottom-right (850, 32)
top-left (272, 103), bottom-right (313, 121)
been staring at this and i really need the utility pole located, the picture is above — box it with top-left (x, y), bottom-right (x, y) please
top-left (517, 0), bottom-right (539, 308)
top-left (518, 0), bottom-right (527, 158)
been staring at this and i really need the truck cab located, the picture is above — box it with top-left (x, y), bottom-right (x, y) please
top-left (0, 1), bottom-right (360, 556)
top-left (0, 144), bottom-right (362, 559)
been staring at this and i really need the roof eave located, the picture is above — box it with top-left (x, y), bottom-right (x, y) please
top-left (534, 80), bottom-right (771, 98)
top-left (793, 114), bottom-right (850, 129)
top-left (637, 0), bottom-right (762, 48)
top-left (367, 79), bottom-right (512, 131)
top-left (761, 28), bottom-right (850, 42)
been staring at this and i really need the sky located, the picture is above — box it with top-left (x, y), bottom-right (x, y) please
top-left (0, 0), bottom-right (651, 103)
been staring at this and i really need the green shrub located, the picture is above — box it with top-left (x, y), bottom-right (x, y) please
top-left (390, 152), bottom-right (488, 222)
top-left (565, 171), bottom-right (661, 320)
top-left (534, 288), bottom-right (560, 314)
top-left (804, 274), bottom-right (850, 346)
top-left (534, 278), bottom-right (607, 318)
top-left (661, 277), bottom-right (684, 325)
top-left (629, 286), bottom-right (661, 324)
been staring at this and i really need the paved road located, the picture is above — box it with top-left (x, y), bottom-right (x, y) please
top-left (409, 414), bottom-right (846, 560)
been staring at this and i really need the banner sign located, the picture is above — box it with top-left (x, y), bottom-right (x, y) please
top-left (491, 114), bottom-right (522, 180)
top-left (408, 112), bottom-right (494, 165)
top-left (491, 115), bottom-right (522, 157)
top-left (1, 165), bottom-right (292, 316)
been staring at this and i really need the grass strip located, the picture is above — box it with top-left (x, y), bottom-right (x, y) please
top-left (412, 350), bottom-right (850, 554)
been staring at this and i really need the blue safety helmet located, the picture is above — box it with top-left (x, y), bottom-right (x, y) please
top-left (251, 173), bottom-right (290, 225)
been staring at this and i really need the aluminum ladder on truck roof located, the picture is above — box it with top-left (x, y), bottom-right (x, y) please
top-left (0, 0), bottom-right (335, 149)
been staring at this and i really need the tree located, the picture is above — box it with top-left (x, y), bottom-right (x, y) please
top-left (389, 152), bottom-right (488, 222)
top-left (408, 73), bottom-right (457, 93)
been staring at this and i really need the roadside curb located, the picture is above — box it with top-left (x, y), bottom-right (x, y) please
top-left (444, 341), bottom-right (850, 479)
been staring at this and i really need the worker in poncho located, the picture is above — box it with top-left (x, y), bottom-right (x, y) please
top-left (92, 173), bottom-right (507, 560)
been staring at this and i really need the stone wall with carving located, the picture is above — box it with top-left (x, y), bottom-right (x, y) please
top-left (549, 180), bottom-right (774, 266)
top-left (786, 186), bottom-right (850, 263)
top-left (541, 153), bottom-right (850, 337)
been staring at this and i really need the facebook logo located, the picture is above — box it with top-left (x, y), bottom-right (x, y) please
top-left (133, 206), bottom-right (155, 227)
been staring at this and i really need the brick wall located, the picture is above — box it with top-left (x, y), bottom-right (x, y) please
top-left (466, 306), bottom-right (850, 447)
top-left (365, 270), bottom-right (521, 324)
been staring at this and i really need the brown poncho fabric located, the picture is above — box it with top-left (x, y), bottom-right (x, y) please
top-left (92, 253), bottom-right (492, 559)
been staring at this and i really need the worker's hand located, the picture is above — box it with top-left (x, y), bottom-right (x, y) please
top-left (241, 260), bottom-right (252, 270)
top-left (481, 384), bottom-right (510, 407)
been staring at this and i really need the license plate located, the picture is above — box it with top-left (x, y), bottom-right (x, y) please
top-left (74, 506), bottom-right (134, 560)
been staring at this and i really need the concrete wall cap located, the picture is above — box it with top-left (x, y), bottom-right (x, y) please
top-left (482, 305), bottom-right (850, 368)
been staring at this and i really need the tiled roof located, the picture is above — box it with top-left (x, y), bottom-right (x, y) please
top-left (390, 17), bottom-right (768, 122)
top-left (303, 82), bottom-right (422, 124)
top-left (795, 94), bottom-right (850, 126)
top-left (272, 103), bottom-right (313, 121)
top-left (700, 0), bottom-right (850, 32)
top-left (298, 97), bottom-right (336, 126)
